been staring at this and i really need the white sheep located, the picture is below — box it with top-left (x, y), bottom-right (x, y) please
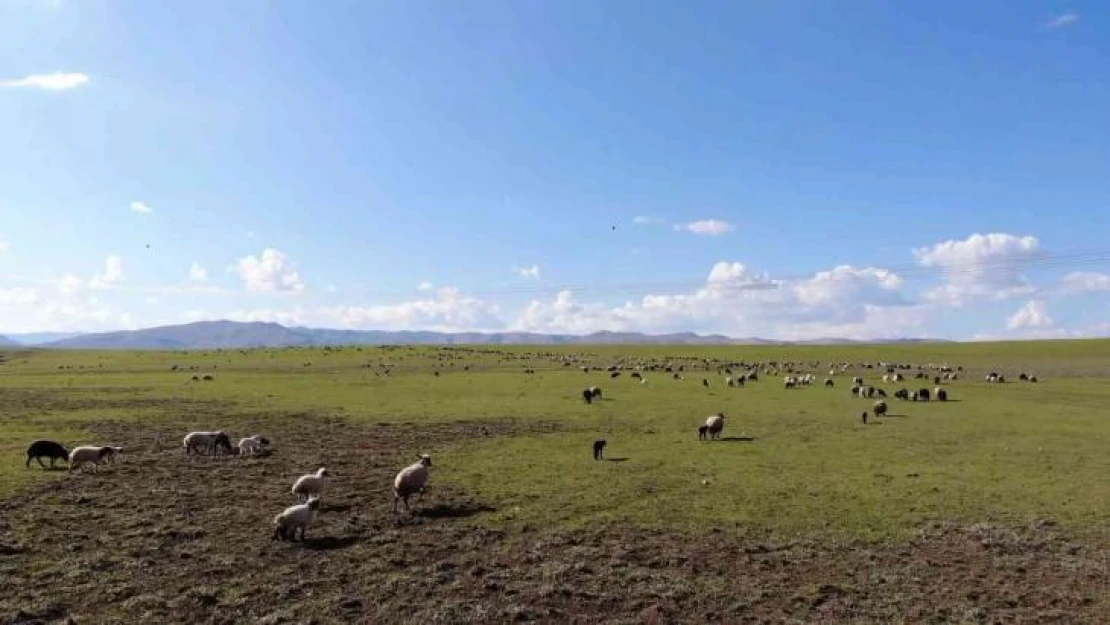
top-left (292, 467), bottom-right (329, 502)
top-left (392, 454), bottom-right (432, 514)
top-left (272, 497), bottom-right (320, 541)
top-left (68, 445), bottom-right (118, 472)
top-left (183, 431), bottom-right (233, 456)
top-left (238, 435), bottom-right (271, 456)
top-left (705, 413), bottom-right (725, 439)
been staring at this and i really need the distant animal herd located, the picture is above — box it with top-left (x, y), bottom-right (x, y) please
top-left (24, 352), bottom-right (1043, 544)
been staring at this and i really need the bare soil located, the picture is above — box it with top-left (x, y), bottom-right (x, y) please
top-left (1, 411), bottom-right (1107, 624)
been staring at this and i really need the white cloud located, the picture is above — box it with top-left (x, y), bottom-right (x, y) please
top-left (0, 242), bottom-right (9, 253)
top-left (1059, 271), bottom-right (1110, 294)
top-left (225, 308), bottom-right (308, 326)
top-left (1007, 300), bottom-right (1053, 330)
top-left (1, 72), bottom-right (89, 90)
top-left (188, 262), bottom-right (208, 283)
top-left (129, 201), bottom-right (153, 214)
top-left (632, 216), bottom-right (664, 225)
top-left (0, 287), bottom-right (38, 306)
top-left (57, 273), bottom-right (83, 295)
top-left (512, 260), bottom-right (916, 340)
top-left (89, 255), bottom-right (123, 289)
top-left (318, 286), bottom-right (503, 332)
top-left (235, 248), bottom-right (304, 293)
top-left (417, 281), bottom-right (434, 291)
top-left (1045, 13), bottom-right (1079, 29)
top-left (674, 219), bottom-right (733, 236)
top-left (512, 264), bottom-right (541, 280)
top-left (913, 233), bottom-right (1040, 305)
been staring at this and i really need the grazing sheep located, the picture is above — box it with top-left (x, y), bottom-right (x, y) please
top-left (238, 435), bottom-right (271, 456)
top-left (894, 388), bottom-right (910, 400)
top-left (851, 385), bottom-right (861, 396)
top-left (705, 413), bottom-right (725, 440)
top-left (610, 371), bottom-right (620, 379)
top-left (582, 388), bottom-right (594, 404)
top-left (872, 400), bottom-right (888, 418)
top-left (1019, 373), bottom-right (1028, 381)
top-left (875, 388), bottom-right (887, 398)
top-left (825, 378), bottom-right (834, 387)
top-left (593, 439), bottom-right (607, 460)
top-left (392, 454), bottom-right (433, 514)
top-left (292, 467), bottom-right (330, 502)
top-left (272, 497), bottom-right (320, 542)
top-left (697, 425), bottom-right (709, 440)
top-left (936, 388), bottom-right (948, 401)
top-left (852, 376), bottom-right (863, 386)
top-left (588, 386), bottom-right (602, 400)
top-left (725, 376), bottom-right (734, 387)
top-left (702, 378), bottom-right (710, 388)
top-left (68, 445), bottom-right (117, 472)
top-left (934, 376), bottom-right (941, 385)
top-left (183, 431), bottom-right (234, 456)
top-left (1029, 375), bottom-right (1038, 383)
top-left (26, 440), bottom-right (69, 469)
top-left (916, 388), bottom-right (931, 401)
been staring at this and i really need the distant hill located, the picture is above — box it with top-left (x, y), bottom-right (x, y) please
top-left (1, 332), bottom-right (86, 345)
top-left (0, 335), bottom-right (19, 347)
top-left (33, 320), bottom-right (955, 349)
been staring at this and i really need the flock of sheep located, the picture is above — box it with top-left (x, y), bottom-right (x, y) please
top-left (24, 428), bottom-right (436, 544)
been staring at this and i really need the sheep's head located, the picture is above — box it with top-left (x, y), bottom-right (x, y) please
top-left (316, 467), bottom-right (329, 477)
top-left (98, 446), bottom-right (117, 460)
top-left (418, 454), bottom-right (432, 467)
top-left (215, 434), bottom-right (234, 453)
top-left (257, 436), bottom-right (271, 446)
top-left (306, 497), bottom-right (321, 510)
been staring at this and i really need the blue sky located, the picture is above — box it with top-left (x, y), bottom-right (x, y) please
top-left (1, 0), bottom-right (1108, 340)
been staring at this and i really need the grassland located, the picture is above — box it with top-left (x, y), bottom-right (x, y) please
top-left (1, 340), bottom-right (1109, 622)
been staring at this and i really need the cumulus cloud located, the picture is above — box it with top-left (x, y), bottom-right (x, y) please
top-left (512, 264), bottom-right (541, 280)
top-left (1059, 271), bottom-right (1110, 294)
top-left (674, 219), bottom-right (733, 236)
top-left (188, 262), bottom-right (208, 283)
top-left (1, 72), bottom-right (89, 90)
top-left (0, 242), bottom-right (9, 253)
top-left (318, 286), bottom-right (503, 332)
top-left (417, 281), bottom-right (434, 291)
top-left (1007, 300), bottom-right (1053, 330)
top-left (1045, 13), bottom-right (1079, 29)
top-left (512, 260), bottom-right (915, 340)
top-left (89, 255), bottom-right (123, 289)
top-left (235, 248), bottom-right (304, 293)
top-left (0, 287), bottom-right (38, 306)
top-left (129, 201), bottom-right (153, 214)
top-left (913, 233), bottom-right (1040, 305)
top-left (57, 273), bottom-right (83, 295)
top-left (632, 216), bottom-right (664, 225)
top-left (225, 308), bottom-right (308, 327)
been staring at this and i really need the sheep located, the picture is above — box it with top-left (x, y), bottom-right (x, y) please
top-left (702, 378), bottom-right (710, 387)
top-left (272, 497), bottom-right (320, 541)
top-left (936, 388), bottom-right (948, 401)
top-left (875, 388), bottom-right (887, 398)
top-left (825, 378), bottom-right (834, 387)
top-left (894, 388), bottom-right (910, 400)
top-left (872, 400), bottom-right (888, 418)
top-left (68, 445), bottom-right (117, 472)
top-left (725, 376), bottom-right (734, 387)
top-left (238, 435), bottom-right (271, 456)
top-left (697, 425), bottom-right (709, 440)
top-left (588, 386), bottom-right (602, 400)
top-left (852, 376), bottom-right (863, 386)
top-left (582, 388), bottom-right (594, 404)
top-left (292, 467), bottom-right (330, 502)
top-left (916, 388), bottom-right (931, 401)
top-left (593, 439), bottom-right (607, 460)
top-left (183, 431), bottom-right (234, 456)
top-left (860, 411), bottom-right (868, 424)
top-left (392, 454), bottom-right (433, 514)
top-left (26, 440), bottom-right (69, 469)
top-left (705, 413), bottom-right (725, 440)
top-left (1029, 375), bottom-right (1038, 383)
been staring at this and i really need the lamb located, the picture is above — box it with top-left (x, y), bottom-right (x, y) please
top-left (824, 378), bottom-right (834, 387)
top-left (272, 497), bottom-right (320, 542)
top-left (292, 467), bottom-right (330, 502)
top-left (238, 435), bottom-right (271, 456)
top-left (697, 424), bottom-right (709, 440)
top-left (588, 386), bottom-right (602, 400)
top-left (68, 445), bottom-right (118, 472)
top-left (916, 388), bottom-right (931, 401)
top-left (592, 439), bottom-right (607, 460)
top-left (872, 400), bottom-right (888, 418)
top-left (582, 388), bottom-right (594, 404)
top-left (936, 388), bottom-right (948, 401)
top-left (392, 454), bottom-right (433, 514)
top-left (705, 413), bottom-right (725, 440)
top-left (26, 439), bottom-right (69, 469)
top-left (183, 431), bottom-right (234, 456)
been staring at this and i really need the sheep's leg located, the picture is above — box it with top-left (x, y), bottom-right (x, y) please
top-left (37, 456), bottom-right (48, 469)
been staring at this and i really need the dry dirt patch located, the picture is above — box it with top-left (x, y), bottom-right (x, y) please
top-left (1, 413), bottom-right (1107, 624)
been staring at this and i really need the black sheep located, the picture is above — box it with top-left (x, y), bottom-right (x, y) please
top-left (26, 440), bottom-right (69, 469)
top-left (697, 425), bottom-right (709, 440)
top-left (592, 439), bottom-right (607, 460)
top-left (582, 388), bottom-right (593, 404)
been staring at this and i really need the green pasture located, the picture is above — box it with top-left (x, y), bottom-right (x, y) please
top-left (2, 339), bottom-right (1109, 541)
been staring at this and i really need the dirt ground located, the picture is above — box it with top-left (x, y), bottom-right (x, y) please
top-left (1, 412), bottom-right (1108, 625)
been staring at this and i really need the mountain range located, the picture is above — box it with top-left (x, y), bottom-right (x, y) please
top-left (0, 320), bottom-right (952, 349)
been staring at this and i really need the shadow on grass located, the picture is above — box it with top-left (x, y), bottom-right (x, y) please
top-left (882, 414), bottom-right (907, 418)
top-left (714, 436), bottom-right (756, 442)
top-left (415, 501), bottom-right (496, 519)
top-left (605, 457), bottom-right (630, 463)
top-left (29, 465), bottom-right (69, 472)
top-left (301, 535), bottom-right (359, 551)
top-left (322, 502), bottom-right (354, 513)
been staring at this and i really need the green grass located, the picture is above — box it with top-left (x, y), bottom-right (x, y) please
top-left (3, 340), bottom-right (1109, 541)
